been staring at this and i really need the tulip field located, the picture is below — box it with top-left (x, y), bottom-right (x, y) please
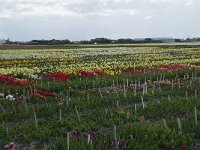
top-left (1, 44), bottom-right (200, 149)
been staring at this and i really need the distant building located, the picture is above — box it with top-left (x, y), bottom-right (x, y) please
top-left (152, 38), bottom-right (175, 43)
top-left (0, 39), bottom-right (6, 44)
top-left (134, 37), bottom-right (175, 43)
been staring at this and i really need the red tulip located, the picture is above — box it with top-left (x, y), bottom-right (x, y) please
top-left (43, 72), bottom-right (70, 81)
top-left (0, 75), bottom-right (34, 86)
top-left (32, 89), bottom-right (56, 97)
top-left (181, 144), bottom-right (185, 150)
top-left (78, 70), bottom-right (105, 77)
top-left (121, 64), bottom-right (188, 74)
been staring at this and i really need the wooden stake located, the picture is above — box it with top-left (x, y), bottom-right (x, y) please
top-left (29, 85), bottom-right (33, 94)
top-left (75, 106), bottom-right (80, 122)
top-left (87, 92), bottom-right (90, 101)
top-left (142, 86), bottom-right (145, 96)
top-left (195, 107), bottom-right (198, 125)
top-left (114, 125), bottom-right (117, 146)
top-left (138, 80), bottom-right (141, 88)
top-left (116, 100), bottom-right (119, 108)
top-left (34, 112), bottom-right (38, 128)
top-left (67, 132), bottom-right (70, 150)
top-left (145, 84), bottom-right (148, 94)
top-left (171, 79), bottom-right (174, 91)
top-left (185, 90), bottom-right (188, 100)
top-left (66, 97), bottom-right (69, 107)
top-left (192, 72), bottom-right (194, 80)
top-left (90, 140), bottom-right (93, 150)
top-left (134, 104), bottom-right (137, 114)
top-left (141, 96), bottom-right (145, 109)
top-left (177, 118), bottom-right (182, 131)
top-left (127, 79), bottom-right (129, 87)
top-left (162, 119), bottom-right (168, 129)
top-left (87, 134), bottom-right (91, 144)
top-left (134, 81), bottom-right (137, 96)
top-left (6, 124), bottom-right (9, 135)
top-left (178, 79), bottom-right (181, 89)
top-left (152, 81), bottom-right (155, 94)
top-left (59, 108), bottom-right (62, 122)
top-left (160, 74), bottom-right (162, 82)
top-left (195, 89), bottom-right (198, 99)
top-left (168, 95), bottom-right (171, 102)
top-left (190, 80), bottom-right (192, 87)
top-left (123, 83), bottom-right (127, 99)
top-left (187, 73), bottom-right (189, 79)
top-left (24, 99), bottom-right (28, 111)
top-left (0, 103), bottom-right (5, 114)
top-left (163, 74), bottom-right (165, 81)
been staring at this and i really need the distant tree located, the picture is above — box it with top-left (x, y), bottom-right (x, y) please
top-left (115, 38), bottom-right (135, 44)
top-left (30, 39), bottom-right (71, 45)
top-left (90, 38), bottom-right (112, 44)
top-left (80, 40), bottom-right (90, 44)
top-left (144, 38), bottom-right (153, 43)
top-left (175, 39), bottom-right (182, 42)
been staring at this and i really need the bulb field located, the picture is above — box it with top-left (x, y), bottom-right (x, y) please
top-left (1, 44), bottom-right (200, 149)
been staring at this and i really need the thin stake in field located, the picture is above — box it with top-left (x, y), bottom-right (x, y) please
top-left (6, 125), bottom-right (9, 135)
top-left (59, 108), bottom-right (62, 122)
top-left (171, 79), bottom-right (174, 91)
top-left (34, 111), bottom-right (38, 128)
top-left (163, 119), bottom-right (168, 129)
top-left (177, 118), bottom-right (182, 132)
top-left (168, 95), bottom-right (171, 102)
top-left (114, 125), bottom-right (117, 146)
top-left (195, 89), bottom-right (198, 99)
top-left (75, 106), bottom-right (81, 122)
top-left (195, 107), bottom-right (198, 125)
top-left (141, 96), bottom-right (145, 109)
top-left (67, 132), bottom-right (70, 150)
top-left (0, 103), bottom-right (5, 114)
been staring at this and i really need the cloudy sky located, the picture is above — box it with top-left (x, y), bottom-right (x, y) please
top-left (0, 0), bottom-right (199, 41)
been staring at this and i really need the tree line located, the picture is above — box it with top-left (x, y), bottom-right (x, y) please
top-left (3, 37), bottom-right (200, 45)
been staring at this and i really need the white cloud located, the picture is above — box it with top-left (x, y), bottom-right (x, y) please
top-left (185, 2), bottom-right (193, 5)
top-left (0, 12), bottom-right (12, 19)
top-left (0, 0), bottom-right (86, 18)
top-left (112, 0), bottom-right (132, 2)
top-left (145, 15), bottom-right (152, 20)
top-left (146, 0), bottom-right (196, 5)
top-left (99, 0), bottom-right (131, 3)
top-left (0, 0), bottom-right (138, 18)
top-left (95, 8), bottom-right (138, 16)
top-left (146, 0), bottom-right (174, 3)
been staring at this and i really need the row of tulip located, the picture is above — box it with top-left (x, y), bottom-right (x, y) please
top-left (0, 47), bottom-right (200, 75)
top-left (0, 64), bottom-right (191, 85)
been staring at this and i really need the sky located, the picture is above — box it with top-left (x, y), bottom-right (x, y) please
top-left (0, 0), bottom-right (199, 41)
